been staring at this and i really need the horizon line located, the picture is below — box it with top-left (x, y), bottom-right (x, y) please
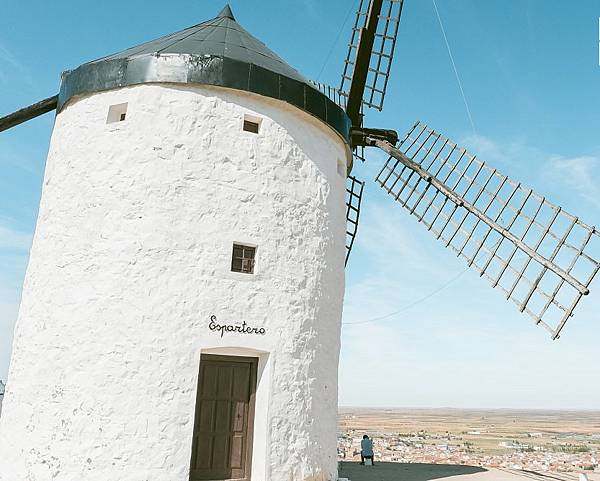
top-left (338, 405), bottom-right (600, 412)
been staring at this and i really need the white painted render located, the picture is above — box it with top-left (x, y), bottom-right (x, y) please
top-left (0, 84), bottom-right (349, 481)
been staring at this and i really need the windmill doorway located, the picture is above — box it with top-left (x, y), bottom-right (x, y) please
top-left (189, 354), bottom-right (258, 481)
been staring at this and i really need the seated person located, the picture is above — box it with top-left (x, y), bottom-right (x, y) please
top-left (360, 435), bottom-right (375, 465)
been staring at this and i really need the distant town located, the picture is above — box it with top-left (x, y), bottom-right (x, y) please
top-left (338, 408), bottom-right (600, 474)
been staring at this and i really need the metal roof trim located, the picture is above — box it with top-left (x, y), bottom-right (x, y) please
top-left (57, 53), bottom-right (351, 144)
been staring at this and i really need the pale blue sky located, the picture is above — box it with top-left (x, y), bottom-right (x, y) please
top-left (1, 1), bottom-right (599, 408)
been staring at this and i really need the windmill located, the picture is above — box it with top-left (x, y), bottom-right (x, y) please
top-left (0, 3), bottom-right (598, 481)
top-left (3, 3), bottom-right (597, 342)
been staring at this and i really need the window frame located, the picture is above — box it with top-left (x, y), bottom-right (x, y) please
top-left (231, 243), bottom-right (256, 274)
top-left (242, 114), bottom-right (262, 134)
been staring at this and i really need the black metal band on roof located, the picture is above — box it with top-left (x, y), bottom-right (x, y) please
top-left (58, 54), bottom-right (351, 143)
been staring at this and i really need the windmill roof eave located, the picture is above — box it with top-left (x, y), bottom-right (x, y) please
top-left (56, 6), bottom-right (351, 144)
top-left (58, 53), bottom-right (350, 143)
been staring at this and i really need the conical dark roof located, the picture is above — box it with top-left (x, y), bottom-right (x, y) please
top-left (92, 6), bottom-right (306, 84)
top-left (58, 5), bottom-right (350, 142)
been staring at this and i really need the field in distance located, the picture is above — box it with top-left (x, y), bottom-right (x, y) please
top-left (338, 407), bottom-right (600, 473)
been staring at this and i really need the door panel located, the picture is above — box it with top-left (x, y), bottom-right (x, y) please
top-left (198, 400), bottom-right (214, 431)
top-left (215, 400), bottom-right (231, 431)
top-left (233, 401), bottom-right (245, 432)
top-left (212, 435), bottom-right (229, 468)
top-left (217, 367), bottom-right (232, 397)
top-left (230, 434), bottom-right (244, 469)
top-left (195, 436), bottom-right (212, 468)
top-left (190, 355), bottom-right (257, 481)
top-left (233, 365), bottom-right (250, 399)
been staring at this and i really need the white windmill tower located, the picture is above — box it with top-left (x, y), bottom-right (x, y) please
top-left (1, 2), bottom-right (600, 481)
top-left (0, 6), bottom-right (351, 481)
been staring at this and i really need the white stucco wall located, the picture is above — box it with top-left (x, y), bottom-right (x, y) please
top-left (0, 84), bottom-right (349, 481)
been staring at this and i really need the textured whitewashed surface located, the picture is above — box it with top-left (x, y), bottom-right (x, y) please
top-left (0, 84), bottom-right (348, 481)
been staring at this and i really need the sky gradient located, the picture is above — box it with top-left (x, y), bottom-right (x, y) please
top-left (1, 0), bottom-right (599, 409)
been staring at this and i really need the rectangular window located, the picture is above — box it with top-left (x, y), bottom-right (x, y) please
top-left (231, 243), bottom-right (256, 274)
top-left (243, 114), bottom-right (261, 134)
top-left (106, 103), bottom-right (128, 124)
top-left (243, 120), bottom-right (260, 134)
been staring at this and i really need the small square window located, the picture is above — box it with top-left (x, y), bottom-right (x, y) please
top-left (243, 120), bottom-right (259, 134)
top-left (243, 114), bottom-right (261, 134)
top-left (231, 243), bottom-right (256, 274)
top-left (106, 103), bottom-right (128, 124)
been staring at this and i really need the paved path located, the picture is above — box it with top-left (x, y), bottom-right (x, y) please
top-left (338, 462), bottom-right (599, 481)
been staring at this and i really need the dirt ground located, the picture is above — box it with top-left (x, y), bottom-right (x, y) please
top-left (338, 462), bottom-right (600, 481)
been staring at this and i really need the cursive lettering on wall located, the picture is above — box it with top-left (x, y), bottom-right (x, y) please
top-left (209, 315), bottom-right (266, 338)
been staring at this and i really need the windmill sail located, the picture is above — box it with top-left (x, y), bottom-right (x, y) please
top-left (346, 175), bottom-right (365, 266)
top-left (340, 0), bottom-right (404, 120)
top-left (371, 121), bottom-right (600, 339)
top-left (0, 95), bottom-right (58, 132)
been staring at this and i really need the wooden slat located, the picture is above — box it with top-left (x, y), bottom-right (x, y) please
top-left (0, 95), bottom-right (58, 132)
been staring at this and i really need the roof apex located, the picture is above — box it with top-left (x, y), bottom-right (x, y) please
top-left (217, 4), bottom-right (235, 20)
top-left (58, 4), bottom-right (351, 144)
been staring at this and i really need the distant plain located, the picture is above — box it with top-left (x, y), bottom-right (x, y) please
top-left (338, 407), bottom-right (600, 457)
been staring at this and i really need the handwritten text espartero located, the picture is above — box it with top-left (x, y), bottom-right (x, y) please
top-left (209, 315), bottom-right (266, 338)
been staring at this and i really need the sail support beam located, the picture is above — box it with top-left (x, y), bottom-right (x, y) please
top-left (369, 122), bottom-right (600, 339)
top-left (369, 135), bottom-right (590, 295)
top-left (345, 0), bottom-right (384, 126)
top-left (0, 95), bottom-right (58, 133)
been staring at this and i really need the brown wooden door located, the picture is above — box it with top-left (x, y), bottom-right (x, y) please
top-left (190, 355), bottom-right (257, 481)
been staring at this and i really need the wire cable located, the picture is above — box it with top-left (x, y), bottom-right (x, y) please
top-left (342, 267), bottom-right (469, 326)
top-left (342, 238), bottom-right (513, 327)
top-left (432, 0), bottom-right (477, 134)
top-left (316, 0), bottom-right (358, 81)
